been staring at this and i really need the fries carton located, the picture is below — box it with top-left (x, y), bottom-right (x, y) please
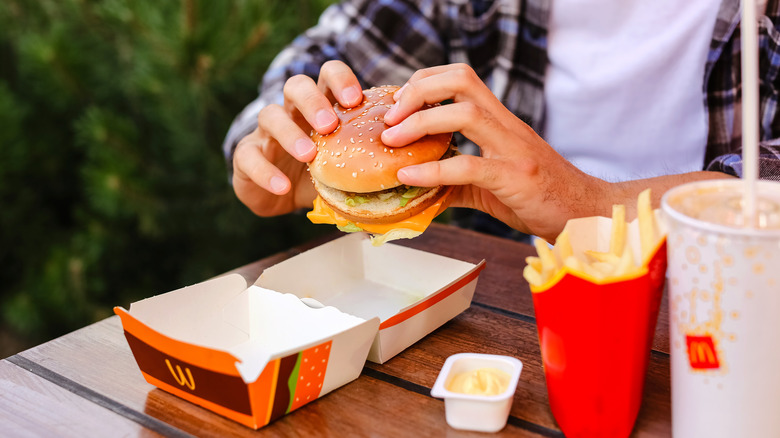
top-left (115, 233), bottom-right (485, 429)
top-left (528, 210), bottom-right (667, 438)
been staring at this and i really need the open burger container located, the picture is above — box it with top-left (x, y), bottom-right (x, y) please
top-left (114, 233), bottom-right (486, 429)
top-left (431, 353), bottom-right (523, 432)
top-left (530, 212), bottom-right (667, 438)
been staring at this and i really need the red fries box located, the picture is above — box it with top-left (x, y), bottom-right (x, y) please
top-left (114, 233), bottom-right (485, 429)
top-left (530, 212), bottom-right (667, 438)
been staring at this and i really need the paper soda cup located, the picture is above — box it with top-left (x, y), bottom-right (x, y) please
top-left (530, 215), bottom-right (667, 438)
top-left (662, 179), bottom-right (780, 437)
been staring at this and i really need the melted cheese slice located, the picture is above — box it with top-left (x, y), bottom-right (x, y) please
top-left (306, 187), bottom-right (452, 245)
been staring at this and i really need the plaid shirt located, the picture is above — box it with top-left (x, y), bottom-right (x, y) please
top-left (223, 0), bottom-right (780, 181)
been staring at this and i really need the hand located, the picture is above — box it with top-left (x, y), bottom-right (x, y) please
top-left (381, 64), bottom-right (610, 241)
top-left (232, 61), bottom-right (364, 216)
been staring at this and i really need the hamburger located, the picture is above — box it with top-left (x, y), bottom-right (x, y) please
top-left (306, 85), bottom-right (456, 245)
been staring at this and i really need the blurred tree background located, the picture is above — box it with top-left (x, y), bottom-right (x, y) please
top-left (0, 0), bottom-right (336, 357)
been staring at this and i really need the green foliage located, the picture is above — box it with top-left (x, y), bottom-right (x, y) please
top-left (0, 0), bottom-right (336, 352)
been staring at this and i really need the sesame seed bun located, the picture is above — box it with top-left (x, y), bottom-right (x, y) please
top-left (308, 85), bottom-right (455, 225)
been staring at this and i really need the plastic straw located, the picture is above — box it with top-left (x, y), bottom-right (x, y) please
top-left (742, 0), bottom-right (759, 227)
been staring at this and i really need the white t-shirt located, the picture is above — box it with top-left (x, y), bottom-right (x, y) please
top-left (543, 0), bottom-right (721, 182)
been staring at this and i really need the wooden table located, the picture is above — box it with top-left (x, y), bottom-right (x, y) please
top-left (0, 223), bottom-right (671, 437)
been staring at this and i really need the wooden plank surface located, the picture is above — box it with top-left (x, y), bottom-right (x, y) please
top-left (0, 360), bottom-right (165, 438)
top-left (1, 223), bottom-right (671, 436)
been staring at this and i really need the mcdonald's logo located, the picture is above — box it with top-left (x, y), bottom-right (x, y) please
top-left (165, 359), bottom-right (196, 390)
top-left (685, 335), bottom-right (720, 370)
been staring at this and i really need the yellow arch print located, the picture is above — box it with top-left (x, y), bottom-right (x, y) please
top-left (165, 359), bottom-right (195, 390)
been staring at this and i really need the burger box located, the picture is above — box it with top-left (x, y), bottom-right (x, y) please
top-left (114, 233), bottom-right (486, 429)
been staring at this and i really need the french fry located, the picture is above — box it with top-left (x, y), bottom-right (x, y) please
top-left (637, 188), bottom-right (654, 260)
top-left (581, 261), bottom-right (607, 280)
top-left (591, 262), bottom-right (615, 276)
top-left (584, 250), bottom-right (620, 265)
top-left (563, 255), bottom-right (582, 271)
top-left (525, 188), bottom-right (657, 287)
top-left (610, 204), bottom-right (627, 256)
top-left (525, 256), bottom-right (543, 272)
top-left (555, 230), bottom-right (574, 263)
top-left (614, 242), bottom-right (636, 276)
top-left (523, 264), bottom-right (544, 287)
top-left (534, 238), bottom-right (559, 279)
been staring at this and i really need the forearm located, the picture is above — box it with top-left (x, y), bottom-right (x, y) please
top-left (608, 170), bottom-right (734, 220)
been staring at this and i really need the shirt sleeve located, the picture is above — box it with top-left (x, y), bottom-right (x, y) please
top-left (706, 139), bottom-right (780, 181)
top-left (221, 0), bottom-right (449, 177)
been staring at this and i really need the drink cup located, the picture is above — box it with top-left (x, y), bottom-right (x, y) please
top-left (661, 179), bottom-right (780, 437)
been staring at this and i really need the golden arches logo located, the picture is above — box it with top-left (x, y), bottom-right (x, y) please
top-left (165, 359), bottom-right (196, 390)
top-left (685, 335), bottom-right (720, 370)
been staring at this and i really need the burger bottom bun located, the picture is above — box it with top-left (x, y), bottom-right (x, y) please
top-left (312, 178), bottom-right (448, 224)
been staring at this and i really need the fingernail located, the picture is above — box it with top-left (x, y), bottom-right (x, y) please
top-left (314, 109), bottom-right (337, 130)
top-left (385, 103), bottom-right (398, 122)
top-left (269, 175), bottom-right (288, 193)
top-left (398, 165), bottom-right (420, 181)
top-left (342, 86), bottom-right (362, 105)
top-left (381, 124), bottom-right (400, 142)
top-left (393, 84), bottom-right (407, 101)
top-left (294, 138), bottom-right (315, 158)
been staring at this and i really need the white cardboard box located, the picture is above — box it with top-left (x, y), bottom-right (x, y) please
top-left (115, 233), bottom-right (485, 428)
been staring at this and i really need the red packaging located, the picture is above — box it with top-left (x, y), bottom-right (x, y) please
top-left (530, 216), bottom-right (667, 438)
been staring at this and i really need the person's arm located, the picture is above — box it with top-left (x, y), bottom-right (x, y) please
top-left (383, 64), bottom-right (740, 241)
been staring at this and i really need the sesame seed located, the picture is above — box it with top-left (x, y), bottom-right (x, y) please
top-left (352, 172), bottom-right (357, 178)
top-left (360, 168), bottom-right (364, 172)
top-left (336, 139), bottom-right (340, 144)
top-left (323, 161), bottom-right (327, 165)
top-left (379, 163), bottom-right (383, 168)
top-left (368, 127), bottom-right (374, 131)
top-left (348, 155), bottom-right (353, 158)
top-left (358, 132), bottom-right (363, 136)
top-left (335, 152), bottom-right (341, 157)
top-left (369, 138), bottom-right (374, 142)
top-left (369, 152), bottom-right (374, 157)
top-left (344, 146), bottom-right (347, 151)
top-left (390, 149), bottom-right (394, 154)
top-left (350, 138), bottom-right (355, 144)
top-left (383, 148), bottom-right (387, 152)
top-left (408, 152), bottom-right (413, 156)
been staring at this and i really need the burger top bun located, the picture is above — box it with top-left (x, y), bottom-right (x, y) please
top-left (308, 85), bottom-right (452, 193)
